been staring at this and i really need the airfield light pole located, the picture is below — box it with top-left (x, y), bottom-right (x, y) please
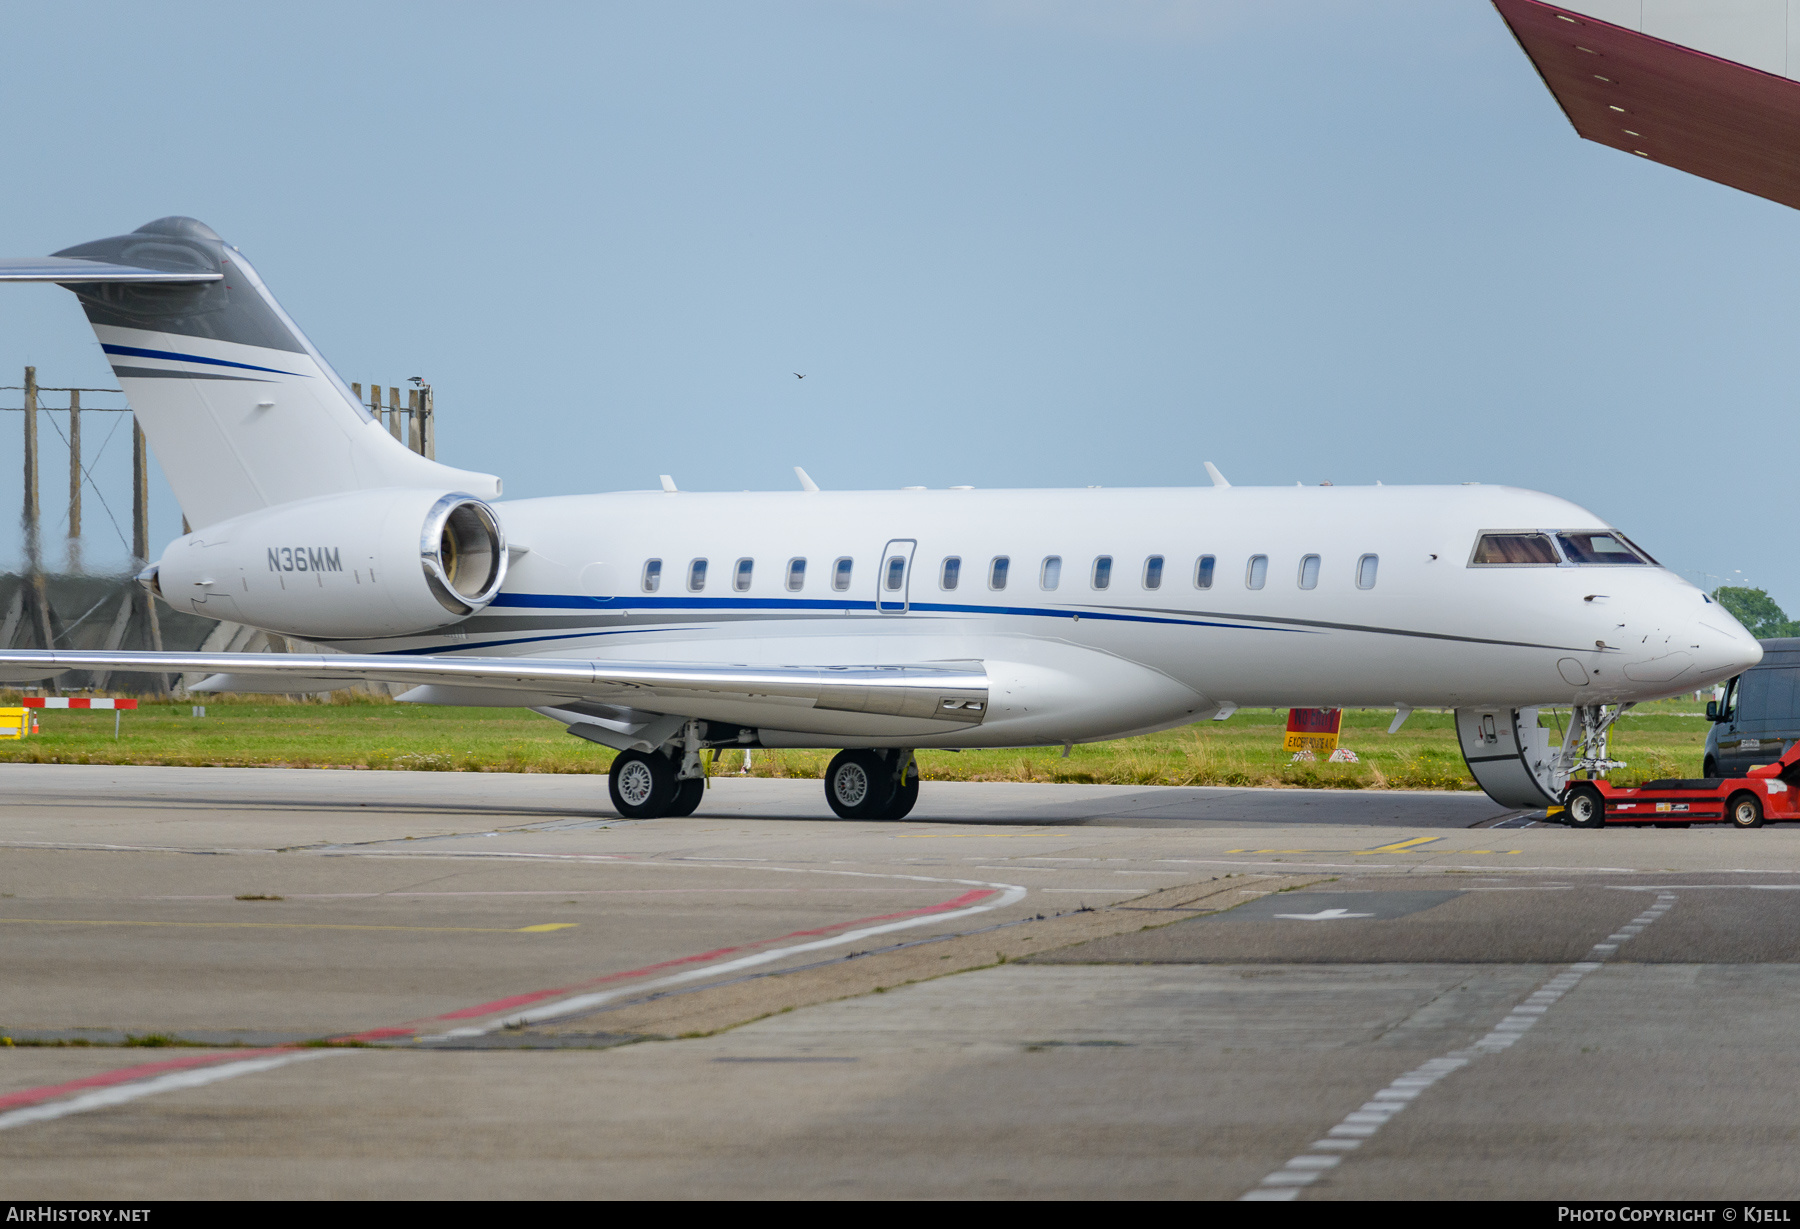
top-left (21, 366), bottom-right (38, 560)
top-left (67, 388), bottom-right (80, 573)
top-left (18, 367), bottom-right (55, 659)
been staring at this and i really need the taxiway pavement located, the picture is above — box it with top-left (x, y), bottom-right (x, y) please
top-left (2, 765), bottom-right (1797, 1199)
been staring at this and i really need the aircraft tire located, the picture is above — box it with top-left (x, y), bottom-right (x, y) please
top-left (609, 749), bottom-right (679, 819)
top-left (824, 750), bottom-right (898, 819)
top-left (666, 776), bottom-right (705, 818)
top-left (1729, 791), bottom-right (1764, 829)
top-left (876, 775), bottom-right (919, 821)
top-left (1563, 783), bottom-right (1607, 829)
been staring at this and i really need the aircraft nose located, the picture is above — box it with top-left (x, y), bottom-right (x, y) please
top-left (1690, 612), bottom-right (1762, 685)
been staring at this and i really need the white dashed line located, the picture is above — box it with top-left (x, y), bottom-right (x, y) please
top-left (1240, 891), bottom-right (1678, 1200)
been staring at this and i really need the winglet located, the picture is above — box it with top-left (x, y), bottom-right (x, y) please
top-left (659, 475), bottom-right (678, 493)
top-left (1204, 462), bottom-right (1230, 488)
top-left (794, 466), bottom-right (820, 493)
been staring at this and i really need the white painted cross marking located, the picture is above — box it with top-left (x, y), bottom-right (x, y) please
top-left (1272, 908), bottom-right (1375, 921)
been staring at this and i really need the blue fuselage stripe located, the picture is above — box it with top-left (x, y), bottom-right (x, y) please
top-left (101, 343), bottom-right (305, 377)
top-left (482, 592), bottom-right (1304, 633)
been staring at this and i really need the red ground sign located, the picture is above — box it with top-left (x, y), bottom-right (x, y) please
top-left (1284, 708), bottom-right (1342, 755)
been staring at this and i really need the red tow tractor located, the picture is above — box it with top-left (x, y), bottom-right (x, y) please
top-left (1559, 737), bottom-right (1800, 830)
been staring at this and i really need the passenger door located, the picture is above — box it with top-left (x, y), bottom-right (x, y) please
top-left (876, 539), bottom-right (916, 613)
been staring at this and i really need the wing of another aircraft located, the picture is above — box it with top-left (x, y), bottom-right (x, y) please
top-left (1494, 0), bottom-right (1800, 212)
top-left (0, 650), bottom-right (990, 729)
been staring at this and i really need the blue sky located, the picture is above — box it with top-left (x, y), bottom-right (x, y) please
top-left (1, 1), bottom-right (1794, 607)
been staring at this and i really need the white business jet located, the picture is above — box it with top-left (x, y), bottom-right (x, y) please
top-left (0, 218), bottom-right (1762, 819)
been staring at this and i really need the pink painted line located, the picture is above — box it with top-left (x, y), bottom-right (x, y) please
top-left (146, 888), bottom-right (938, 900)
top-left (334, 886), bottom-right (998, 1041)
top-left (0, 1047), bottom-right (287, 1115)
top-left (0, 887), bottom-right (1006, 1116)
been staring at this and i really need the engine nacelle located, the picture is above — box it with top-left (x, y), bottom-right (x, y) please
top-left (150, 488), bottom-right (507, 639)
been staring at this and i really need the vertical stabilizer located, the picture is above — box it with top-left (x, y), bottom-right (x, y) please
top-left (43, 218), bottom-right (500, 530)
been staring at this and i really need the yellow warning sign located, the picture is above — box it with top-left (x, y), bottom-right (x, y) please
top-left (1283, 707), bottom-right (1341, 755)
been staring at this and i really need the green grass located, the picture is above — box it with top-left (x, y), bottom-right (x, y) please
top-left (0, 692), bottom-right (1713, 790)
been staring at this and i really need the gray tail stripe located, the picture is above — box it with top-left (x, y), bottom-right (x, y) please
top-left (108, 365), bottom-right (271, 383)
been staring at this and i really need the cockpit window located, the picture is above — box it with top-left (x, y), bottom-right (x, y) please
top-left (1557, 532), bottom-right (1650, 565)
top-left (1470, 533), bottom-right (1558, 565)
top-left (1619, 535), bottom-right (1659, 566)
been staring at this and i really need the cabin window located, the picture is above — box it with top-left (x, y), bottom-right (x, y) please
top-left (1298, 554), bottom-right (1320, 590)
top-left (1143, 555), bottom-right (1163, 590)
top-left (1246, 555), bottom-right (1267, 590)
top-left (832, 557), bottom-right (853, 592)
top-left (688, 558), bottom-right (708, 591)
top-left (1040, 556), bottom-right (1062, 590)
top-left (885, 556), bottom-right (906, 591)
top-left (733, 558), bottom-right (753, 592)
top-left (941, 556), bottom-right (961, 590)
top-left (1357, 554), bottom-right (1378, 589)
top-left (989, 556), bottom-right (1010, 590)
top-left (1556, 531), bottom-right (1651, 565)
top-left (787, 558), bottom-right (806, 591)
top-left (1194, 555), bottom-right (1215, 589)
top-left (1091, 555), bottom-right (1112, 590)
top-left (642, 559), bottom-right (662, 593)
top-left (1470, 533), bottom-right (1558, 566)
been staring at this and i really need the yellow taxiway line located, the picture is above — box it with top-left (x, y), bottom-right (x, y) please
top-left (1221, 837), bottom-right (1520, 856)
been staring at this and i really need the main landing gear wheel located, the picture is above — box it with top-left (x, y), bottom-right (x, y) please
top-left (609, 749), bottom-right (679, 819)
top-left (823, 750), bottom-right (918, 820)
top-left (1563, 784), bottom-right (1607, 830)
top-left (885, 774), bottom-right (919, 821)
top-left (825, 750), bottom-right (892, 819)
top-left (1729, 791), bottom-right (1765, 829)
top-left (667, 776), bottom-right (705, 818)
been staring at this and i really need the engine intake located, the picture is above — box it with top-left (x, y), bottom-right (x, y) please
top-left (422, 494), bottom-right (505, 616)
top-left (155, 488), bottom-right (508, 639)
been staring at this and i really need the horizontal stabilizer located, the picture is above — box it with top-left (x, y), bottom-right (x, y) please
top-left (0, 650), bottom-right (991, 726)
top-left (0, 257), bottom-right (222, 284)
top-left (0, 216), bottom-right (504, 528)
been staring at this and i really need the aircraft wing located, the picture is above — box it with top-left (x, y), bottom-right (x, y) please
top-left (0, 257), bottom-right (222, 283)
top-left (0, 650), bottom-right (990, 726)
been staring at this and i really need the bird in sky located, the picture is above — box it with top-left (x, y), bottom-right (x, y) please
top-left (794, 372), bottom-right (806, 379)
